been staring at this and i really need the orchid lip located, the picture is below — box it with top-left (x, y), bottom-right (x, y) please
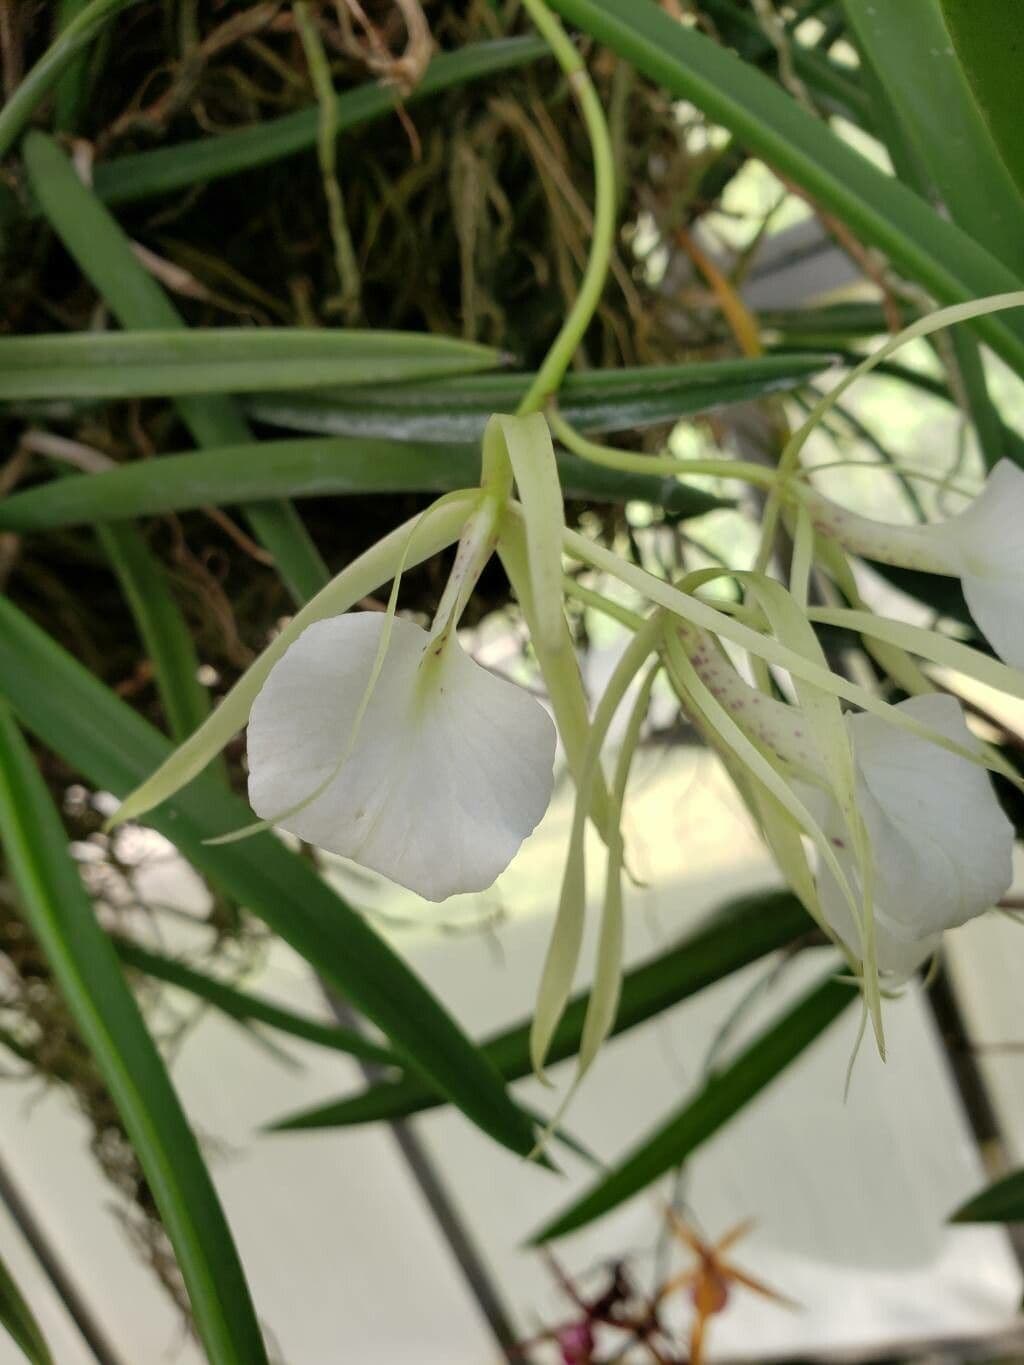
top-left (246, 612), bottom-right (557, 901)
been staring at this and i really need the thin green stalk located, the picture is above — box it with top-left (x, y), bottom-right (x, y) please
top-left (0, 0), bottom-right (137, 157)
top-left (294, 1), bottom-right (362, 322)
top-left (548, 405), bottom-right (779, 487)
top-left (516, 0), bottom-right (617, 415)
top-left (758, 290), bottom-right (1024, 568)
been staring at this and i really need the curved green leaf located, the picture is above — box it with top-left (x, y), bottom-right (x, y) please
top-left (531, 968), bottom-right (852, 1242)
top-left (0, 435), bottom-right (724, 530)
top-left (112, 937), bottom-right (398, 1068)
top-left (0, 330), bottom-right (500, 402)
top-left (52, 0), bottom-right (97, 131)
top-left (96, 523), bottom-right (212, 745)
top-left (0, 0), bottom-right (136, 158)
top-left (940, 0), bottom-right (1024, 199)
top-left (0, 705), bottom-right (267, 1365)
top-left (543, 0), bottom-right (1024, 376)
top-left (0, 597), bottom-right (537, 1160)
top-left (0, 1251), bottom-right (52, 1365)
top-left (23, 131), bottom-right (327, 605)
top-left (842, 0), bottom-right (1024, 276)
top-left (701, 0), bottom-right (870, 125)
top-left (269, 890), bottom-right (814, 1132)
top-left (245, 354), bottom-right (832, 443)
top-left (952, 1167), bottom-right (1024, 1224)
top-left (91, 37), bottom-right (550, 205)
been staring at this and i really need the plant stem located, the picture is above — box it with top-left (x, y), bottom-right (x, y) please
top-left (547, 404), bottom-right (780, 488)
top-left (294, 0), bottom-right (362, 323)
top-left (0, 0), bottom-right (137, 158)
top-left (515, 0), bottom-right (617, 415)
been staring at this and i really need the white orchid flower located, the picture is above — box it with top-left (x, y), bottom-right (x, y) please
top-left (109, 413), bottom-right (582, 902)
top-left (246, 611), bottom-right (556, 901)
top-left (673, 626), bottom-right (1014, 975)
top-left (240, 420), bottom-right (564, 901)
top-left (805, 458), bottom-right (1024, 667)
top-left (800, 694), bottom-right (1013, 973)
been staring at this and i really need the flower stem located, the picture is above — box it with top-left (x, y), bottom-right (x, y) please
top-left (515, 0), bottom-right (616, 416)
top-left (756, 289), bottom-right (1024, 568)
top-left (294, 1), bottom-right (362, 323)
top-left (547, 405), bottom-right (782, 487)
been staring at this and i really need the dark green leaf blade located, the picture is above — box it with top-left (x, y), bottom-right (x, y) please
top-left (245, 354), bottom-right (833, 443)
top-left (0, 0), bottom-right (135, 158)
top-left (22, 131), bottom-right (328, 605)
top-left (0, 597), bottom-right (537, 1160)
top-left (0, 331), bottom-right (501, 402)
top-left (0, 705), bottom-right (268, 1365)
top-left (940, 0), bottom-right (1024, 200)
top-left (113, 936), bottom-right (398, 1068)
top-left (531, 968), bottom-right (852, 1243)
top-left (91, 37), bottom-right (550, 205)
top-left (0, 435), bottom-right (725, 530)
top-left (96, 523), bottom-right (212, 745)
top-left (842, 0), bottom-right (1024, 276)
top-left (270, 890), bottom-right (814, 1131)
top-left (0, 1250), bottom-right (53, 1365)
top-left (952, 1168), bottom-right (1024, 1225)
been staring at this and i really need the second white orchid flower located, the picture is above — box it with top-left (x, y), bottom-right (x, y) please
top-left (799, 693), bottom-right (1015, 973)
top-left (674, 627), bottom-right (1014, 975)
top-left (806, 458), bottom-right (1024, 668)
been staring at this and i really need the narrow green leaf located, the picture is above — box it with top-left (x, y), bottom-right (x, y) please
top-left (944, 330), bottom-right (1008, 472)
top-left (951, 1168), bottom-right (1024, 1224)
top-left (0, 1251), bottom-right (52, 1365)
top-left (763, 303), bottom-right (898, 340)
top-left (847, 36), bottom-right (1024, 478)
top-left (22, 131), bottom-right (327, 605)
top-left (842, 0), bottom-right (1024, 276)
top-left (848, 26), bottom-right (1024, 476)
top-left (700, 0), bottom-right (870, 125)
top-left (245, 354), bottom-right (832, 443)
top-left (52, 0), bottom-right (96, 131)
top-left (95, 524), bottom-right (211, 745)
top-left (91, 37), bottom-right (550, 205)
top-left (0, 706), bottom-right (267, 1365)
top-left (269, 889), bottom-right (814, 1131)
top-left (0, 597), bottom-right (538, 1160)
top-left (0, 330), bottom-right (501, 402)
top-left (543, 0), bottom-right (1024, 376)
top-left (531, 967), bottom-right (852, 1242)
top-left (0, 435), bottom-right (725, 531)
top-left (0, 0), bottom-right (136, 158)
top-left (112, 937), bottom-right (398, 1068)
top-left (940, 0), bottom-right (1024, 200)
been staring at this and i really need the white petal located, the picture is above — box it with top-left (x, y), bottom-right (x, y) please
top-left (816, 856), bottom-right (940, 977)
top-left (946, 459), bottom-right (1024, 667)
top-left (246, 613), bottom-right (556, 901)
top-left (794, 780), bottom-right (939, 974)
top-left (848, 694), bottom-right (1014, 941)
top-left (961, 572), bottom-right (1024, 669)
